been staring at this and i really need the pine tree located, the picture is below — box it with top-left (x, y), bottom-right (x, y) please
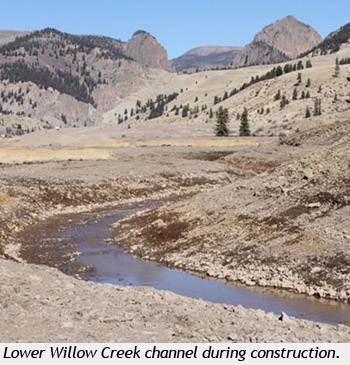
top-left (306, 91), bottom-right (311, 99)
top-left (305, 106), bottom-right (311, 118)
top-left (239, 108), bottom-right (250, 136)
top-left (334, 58), bottom-right (340, 77)
top-left (215, 106), bottom-right (229, 137)
top-left (276, 66), bottom-right (283, 77)
top-left (306, 78), bottom-right (311, 87)
top-left (314, 98), bottom-right (322, 116)
top-left (334, 93), bottom-right (338, 102)
top-left (293, 88), bottom-right (298, 100)
top-left (209, 107), bottom-right (213, 118)
top-left (297, 72), bottom-right (302, 84)
top-left (297, 61), bottom-right (304, 70)
top-left (284, 64), bottom-right (292, 74)
top-left (274, 90), bottom-right (281, 101)
top-left (301, 90), bottom-right (306, 99)
top-left (280, 95), bottom-right (289, 109)
top-left (182, 104), bottom-right (189, 117)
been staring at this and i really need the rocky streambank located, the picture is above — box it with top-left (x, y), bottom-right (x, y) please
top-left (0, 132), bottom-right (349, 342)
top-left (1, 259), bottom-right (350, 342)
top-left (111, 123), bottom-right (350, 303)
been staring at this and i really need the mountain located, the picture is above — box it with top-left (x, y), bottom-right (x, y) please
top-left (0, 28), bottom-right (173, 133)
top-left (232, 16), bottom-right (322, 68)
top-left (305, 22), bottom-right (350, 56)
top-left (172, 46), bottom-right (242, 72)
top-left (231, 41), bottom-right (288, 68)
top-left (124, 30), bottom-right (173, 71)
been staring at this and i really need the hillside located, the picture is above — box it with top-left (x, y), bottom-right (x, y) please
top-left (1, 19), bottom-right (349, 141)
top-left (0, 28), bottom-right (172, 135)
top-left (101, 46), bottom-right (350, 141)
top-left (306, 22), bottom-right (350, 56)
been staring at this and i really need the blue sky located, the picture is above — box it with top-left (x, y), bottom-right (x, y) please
top-left (1, 0), bottom-right (349, 58)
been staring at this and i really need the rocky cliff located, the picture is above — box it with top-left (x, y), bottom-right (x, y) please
top-left (232, 16), bottom-right (322, 68)
top-left (124, 30), bottom-right (173, 72)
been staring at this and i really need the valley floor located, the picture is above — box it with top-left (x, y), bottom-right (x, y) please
top-left (0, 122), bottom-right (349, 341)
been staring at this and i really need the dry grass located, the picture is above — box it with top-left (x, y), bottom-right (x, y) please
top-left (0, 148), bottom-right (116, 164)
top-left (133, 138), bottom-right (261, 148)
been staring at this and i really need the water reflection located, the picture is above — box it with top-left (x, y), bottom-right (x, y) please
top-left (64, 209), bottom-right (350, 327)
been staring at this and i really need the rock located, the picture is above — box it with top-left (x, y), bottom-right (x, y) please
top-left (228, 333), bottom-right (239, 341)
top-left (278, 311), bottom-right (292, 323)
top-left (303, 168), bottom-right (314, 180)
top-left (124, 31), bottom-right (173, 71)
top-left (310, 267), bottom-right (323, 274)
top-left (232, 16), bottom-right (322, 67)
top-left (308, 202), bottom-right (321, 208)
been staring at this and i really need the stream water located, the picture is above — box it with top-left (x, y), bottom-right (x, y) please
top-left (54, 208), bottom-right (350, 326)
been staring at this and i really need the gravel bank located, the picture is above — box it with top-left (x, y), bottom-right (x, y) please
top-left (1, 259), bottom-right (350, 342)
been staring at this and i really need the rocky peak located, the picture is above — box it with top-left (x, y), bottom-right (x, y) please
top-left (253, 15), bottom-right (322, 58)
top-left (232, 16), bottom-right (322, 68)
top-left (125, 30), bottom-right (173, 71)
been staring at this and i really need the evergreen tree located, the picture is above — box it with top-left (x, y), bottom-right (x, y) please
top-left (314, 98), bottom-right (322, 116)
top-left (239, 108), bottom-right (250, 136)
top-left (274, 90), bottom-right (281, 101)
top-left (301, 90), bottom-right (306, 99)
top-left (280, 95), bottom-right (289, 109)
top-left (215, 106), bottom-right (229, 137)
top-left (276, 66), bottom-right (283, 77)
top-left (182, 104), bottom-right (189, 117)
top-left (209, 107), bottom-right (213, 118)
top-left (306, 91), bottom-right (311, 99)
top-left (297, 72), bottom-right (302, 84)
top-left (306, 78), bottom-right (311, 87)
top-left (305, 106), bottom-right (311, 118)
top-left (284, 64), bottom-right (292, 74)
top-left (334, 58), bottom-right (340, 77)
top-left (293, 88), bottom-right (298, 100)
